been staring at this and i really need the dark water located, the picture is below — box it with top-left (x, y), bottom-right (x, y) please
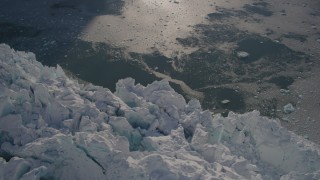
top-left (202, 87), bottom-right (246, 114)
top-left (0, 0), bottom-right (159, 92)
top-left (269, 76), bottom-right (294, 89)
top-left (236, 37), bottom-right (291, 63)
top-left (0, 22), bottom-right (42, 39)
top-left (59, 42), bottom-right (160, 92)
top-left (49, 0), bottom-right (124, 15)
top-left (130, 52), bottom-right (174, 74)
top-left (243, 2), bottom-right (273, 17)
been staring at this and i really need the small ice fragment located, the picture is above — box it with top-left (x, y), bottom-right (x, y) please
top-left (221, 99), bottom-right (230, 104)
top-left (280, 89), bottom-right (290, 94)
top-left (237, 51), bottom-right (249, 58)
top-left (283, 103), bottom-right (295, 114)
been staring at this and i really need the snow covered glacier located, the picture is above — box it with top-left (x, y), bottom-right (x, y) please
top-left (0, 43), bottom-right (320, 180)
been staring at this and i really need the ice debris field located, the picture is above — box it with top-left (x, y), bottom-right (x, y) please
top-left (0, 43), bottom-right (320, 179)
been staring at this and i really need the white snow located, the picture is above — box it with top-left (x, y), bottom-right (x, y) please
top-left (0, 44), bottom-right (320, 179)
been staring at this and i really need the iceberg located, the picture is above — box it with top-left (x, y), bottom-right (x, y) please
top-left (0, 44), bottom-right (319, 179)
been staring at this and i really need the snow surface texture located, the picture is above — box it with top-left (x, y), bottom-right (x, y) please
top-left (0, 44), bottom-right (320, 179)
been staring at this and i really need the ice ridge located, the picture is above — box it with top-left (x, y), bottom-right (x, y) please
top-left (0, 44), bottom-right (319, 179)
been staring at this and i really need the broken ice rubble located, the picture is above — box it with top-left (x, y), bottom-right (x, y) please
top-left (0, 44), bottom-right (320, 179)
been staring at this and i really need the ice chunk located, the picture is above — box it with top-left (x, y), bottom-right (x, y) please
top-left (221, 99), bottom-right (230, 104)
top-left (0, 97), bottom-right (14, 117)
top-left (185, 99), bottom-right (202, 113)
top-left (20, 166), bottom-right (48, 180)
top-left (79, 116), bottom-right (98, 132)
top-left (109, 116), bottom-right (142, 151)
top-left (0, 157), bottom-right (30, 180)
top-left (237, 51), bottom-right (250, 58)
top-left (283, 103), bottom-right (295, 114)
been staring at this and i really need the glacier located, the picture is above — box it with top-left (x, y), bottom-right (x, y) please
top-left (0, 43), bottom-right (319, 179)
